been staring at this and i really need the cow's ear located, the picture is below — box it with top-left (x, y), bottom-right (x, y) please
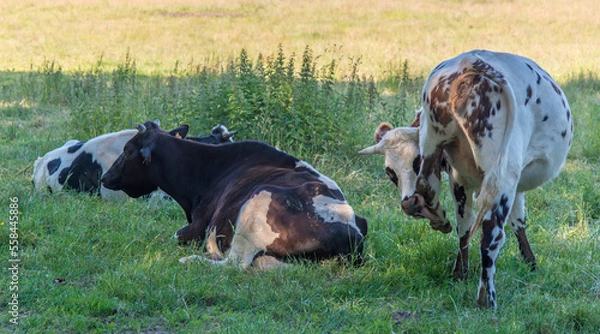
top-left (375, 122), bottom-right (394, 143)
top-left (409, 109), bottom-right (422, 127)
top-left (169, 125), bottom-right (189, 139)
top-left (140, 141), bottom-right (155, 165)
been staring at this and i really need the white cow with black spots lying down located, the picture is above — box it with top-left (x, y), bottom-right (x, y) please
top-left (360, 50), bottom-right (573, 309)
top-left (32, 123), bottom-right (236, 199)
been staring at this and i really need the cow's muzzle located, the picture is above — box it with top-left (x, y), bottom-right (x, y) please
top-left (100, 173), bottom-right (118, 190)
top-left (401, 194), bottom-right (452, 233)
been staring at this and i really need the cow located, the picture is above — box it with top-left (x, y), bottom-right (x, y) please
top-left (187, 124), bottom-right (237, 144)
top-left (32, 123), bottom-right (236, 199)
top-left (101, 120), bottom-right (368, 269)
top-left (360, 50), bottom-right (573, 309)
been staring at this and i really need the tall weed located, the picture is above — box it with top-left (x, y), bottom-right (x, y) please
top-left (13, 46), bottom-right (418, 156)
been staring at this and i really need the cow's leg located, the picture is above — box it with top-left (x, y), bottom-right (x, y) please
top-left (508, 192), bottom-right (536, 269)
top-left (475, 169), bottom-right (519, 309)
top-left (404, 146), bottom-right (452, 233)
top-left (174, 223), bottom-right (205, 244)
top-left (405, 96), bottom-right (457, 233)
top-left (224, 190), bottom-right (279, 269)
top-left (252, 255), bottom-right (289, 270)
top-left (450, 176), bottom-right (475, 279)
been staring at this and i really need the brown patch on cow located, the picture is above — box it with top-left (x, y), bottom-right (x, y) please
top-left (450, 73), bottom-right (497, 146)
top-left (514, 223), bottom-right (537, 270)
top-left (471, 59), bottom-right (506, 83)
top-left (410, 111), bottom-right (421, 127)
top-left (428, 73), bottom-right (460, 129)
top-left (453, 234), bottom-right (470, 279)
top-left (413, 146), bottom-right (445, 215)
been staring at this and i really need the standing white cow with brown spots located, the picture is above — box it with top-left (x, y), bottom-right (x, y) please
top-left (361, 50), bottom-right (573, 309)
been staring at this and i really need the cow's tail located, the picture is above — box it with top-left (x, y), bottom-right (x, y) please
top-left (463, 55), bottom-right (518, 243)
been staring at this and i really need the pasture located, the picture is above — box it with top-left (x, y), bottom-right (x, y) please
top-left (1, 0), bottom-right (599, 332)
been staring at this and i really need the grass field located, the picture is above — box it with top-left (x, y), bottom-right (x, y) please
top-left (1, 0), bottom-right (599, 333)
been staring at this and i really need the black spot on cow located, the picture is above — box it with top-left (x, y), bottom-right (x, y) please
top-left (47, 158), bottom-right (61, 175)
top-left (67, 141), bottom-right (85, 154)
top-left (536, 72), bottom-right (541, 84)
top-left (453, 183), bottom-right (467, 218)
top-left (542, 115), bottom-right (549, 122)
top-left (58, 168), bottom-right (69, 186)
top-left (566, 109), bottom-right (571, 121)
top-left (432, 62), bottom-right (447, 73)
top-left (536, 97), bottom-right (541, 104)
top-left (481, 249), bottom-right (494, 271)
top-left (495, 99), bottom-right (501, 111)
top-left (495, 194), bottom-right (510, 223)
top-left (561, 130), bottom-right (567, 138)
top-left (59, 152), bottom-right (103, 195)
top-left (412, 155), bottom-right (421, 175)
top-left (525, 85), bottom-right (532, 106)
top-left (385, 167), bottom-right (398, 186)
top-left (550, 80), bottom-right (562, 96)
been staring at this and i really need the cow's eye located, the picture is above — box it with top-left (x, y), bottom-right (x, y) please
top-left (385, 167), bottom-right (399, 186)
top-left (412, 155), bottom-right (421, 174)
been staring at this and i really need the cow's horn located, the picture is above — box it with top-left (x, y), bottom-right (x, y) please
top-left (358, 143), bottom-right (383, 155)
top-left (223, 130), bottom-right (238, 139)
top-left (136, 123), bottom-right (147, 133)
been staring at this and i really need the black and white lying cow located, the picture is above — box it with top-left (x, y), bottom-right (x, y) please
top-left (101, 120), bottom-right (368, 269)
top-left (360, 50), bottom-right (573, 309)
top-left (32, 124), bottom-right (236, 199)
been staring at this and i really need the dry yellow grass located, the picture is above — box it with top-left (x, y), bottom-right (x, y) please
top-left (1, 0), bottom-right (598, 79)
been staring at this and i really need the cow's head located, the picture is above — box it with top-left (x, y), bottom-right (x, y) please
top-left (101, 120), bottom-right (187, 198)
top-left (359, 122), bottom-right (421, 204)
top-left (210, 125), bottom-right (238, 143)
top-left (359, 122), bottom-right (449, 227)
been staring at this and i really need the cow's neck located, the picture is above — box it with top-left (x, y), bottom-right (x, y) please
top-left (149, 136), bottom-right (219, 218)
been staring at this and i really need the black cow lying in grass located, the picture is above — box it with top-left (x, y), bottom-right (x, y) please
top-left (32, 123), bottom-right (236, 199)
top-left (101, 120), bottom-right (367, 269)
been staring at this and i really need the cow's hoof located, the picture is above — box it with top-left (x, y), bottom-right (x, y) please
top-left (179, 255), bottom-right (201, 264)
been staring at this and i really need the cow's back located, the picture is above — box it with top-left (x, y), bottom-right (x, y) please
top-left (32, 140), bottom-right (84, 192)
top-left (423, 50), bottom-right (573, 190)
top-left (32, 130), bottom-right (137, 199)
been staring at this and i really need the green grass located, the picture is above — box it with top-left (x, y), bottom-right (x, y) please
top-left (1, 0), bottom-right (599, 332)
top-left (0, 47), bottom-right (599, 333)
